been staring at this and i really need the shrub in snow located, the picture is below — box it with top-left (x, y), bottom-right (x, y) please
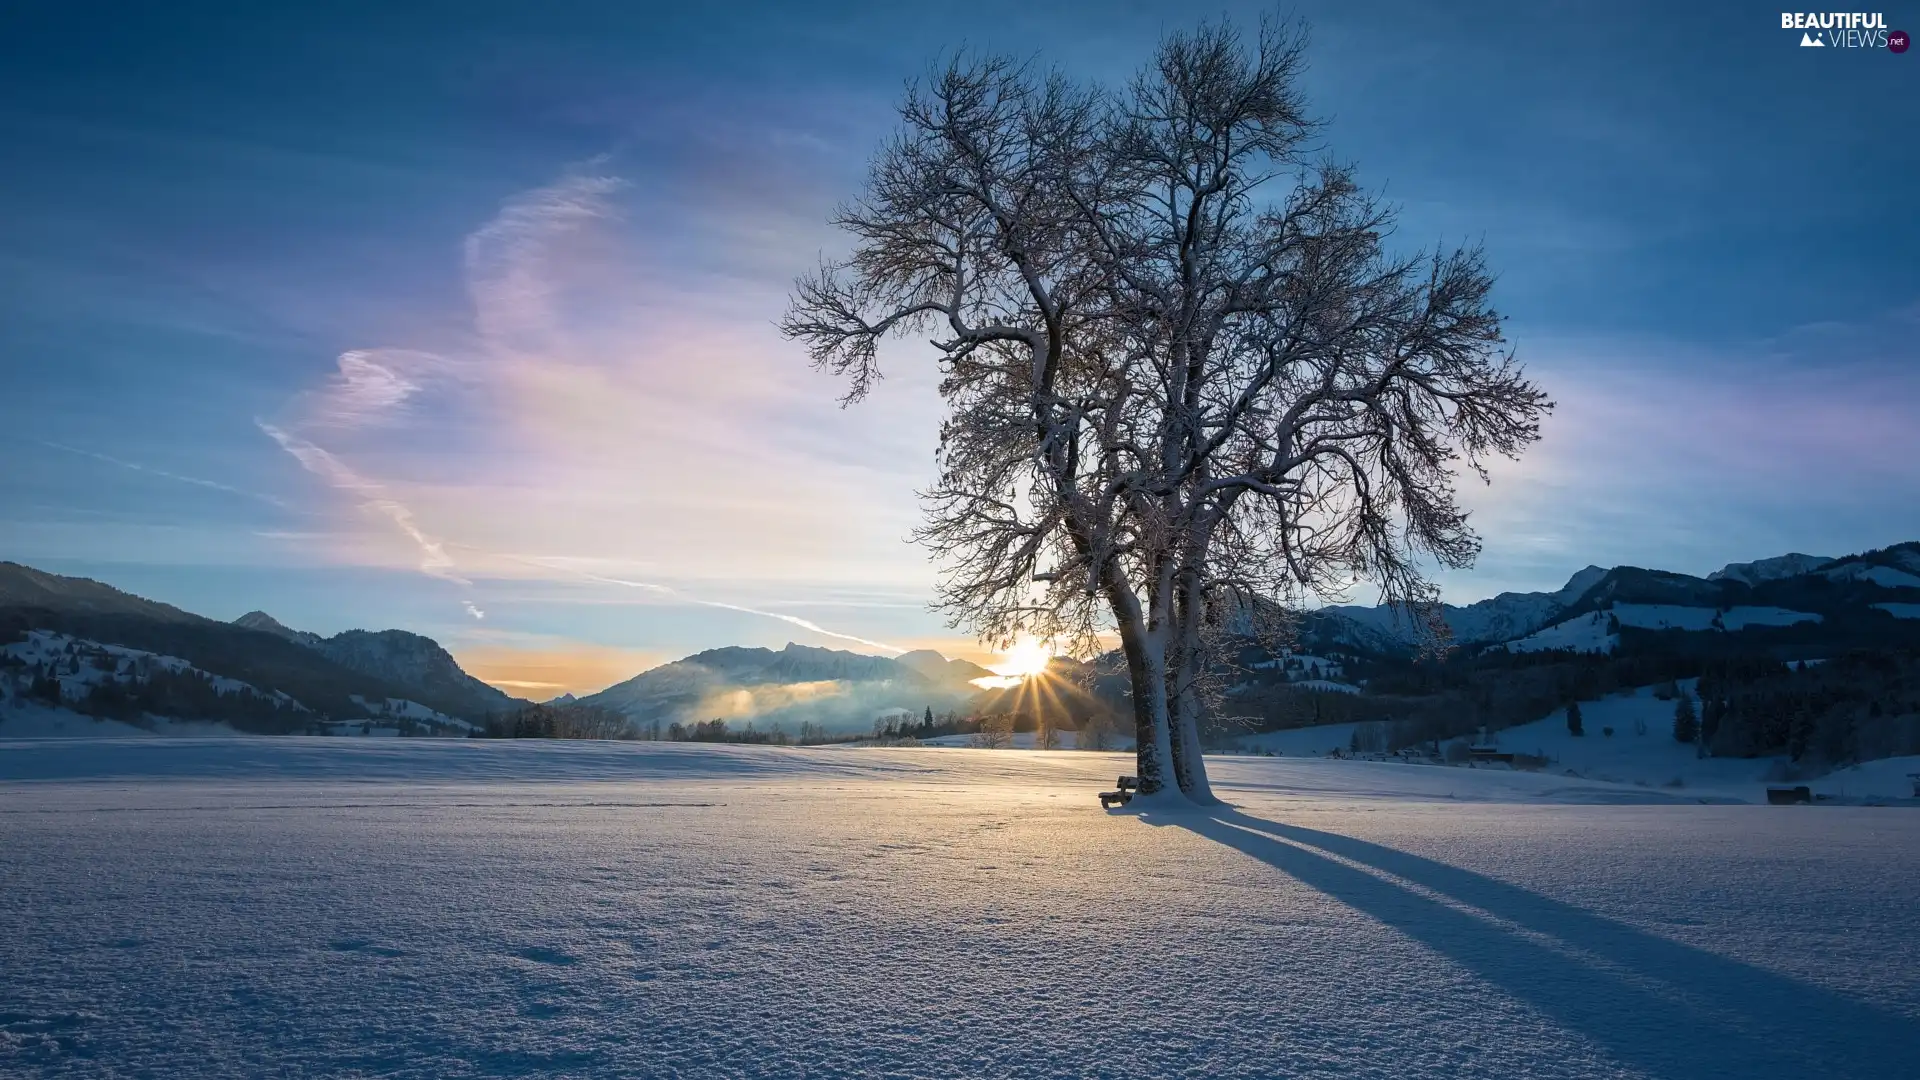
top-left (1566, 700), bottom-right (1584, 737)
top-left (971, 714), bottom-right (1014, 749)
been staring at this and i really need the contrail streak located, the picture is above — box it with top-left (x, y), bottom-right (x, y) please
top-left (38, 440), bottom-right (293, 510)
top-left (501, 554), bottom-right (905, 655)
top-left (258, 421), bottom-right (472, 589)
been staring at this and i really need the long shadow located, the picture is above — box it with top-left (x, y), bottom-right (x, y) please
top-left (1142, 805), bottom-right (1920, 1080)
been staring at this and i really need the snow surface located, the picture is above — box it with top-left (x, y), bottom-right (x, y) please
top-left (1496, 605), bottom-right (1825, 655)
top-left (1486, 687), bottom-right (1829, 799)
top-left (1, 630), bottom-right (302, 710)
top-left (917, 730), bottom-right (1104, 750)
top-left (1227, 687), bottom-right (1918, 801)
top-left (1709, 552), bottom-right (1832, 585)
top-left (1234, 722), bottom-right (1366, 756)
top-left (347, 694), bottom-right (474, 732)
top-left (0, 699), bottom-right (242, 739)
top-left (1612, 603), bottom-right (1822, 632)
top-left (1717, 605), bottom-right (1826, 629)
top-left (1876, 602), bottom-right (1920, 620)
top-left (1825, 563), bottom-right (1920, 589)
top-left (3, 739), bottom-right (1916, 1079)
top-left (1291, 677), bottom-right (1362, 694)
top-left (1498, 610), bottom-right (1617, 654)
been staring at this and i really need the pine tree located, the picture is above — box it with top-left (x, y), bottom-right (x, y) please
top-left (1787, 705), bottom-right (1814, 761)
top-left (1566, 699), bottom-right (1584, 737)
top-left (1672, 694), bottom-right (1698, 744)
top-left (1700, 696), bottom-right (1722, 749)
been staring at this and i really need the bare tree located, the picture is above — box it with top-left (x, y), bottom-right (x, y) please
top-left (972, 713), bottom-right (1015, 749)
top-left (784, 17), bottom-right (1549, 800)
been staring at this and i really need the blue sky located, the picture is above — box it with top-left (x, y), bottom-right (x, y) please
top-left (3, 1), bottom-right (1916, 694)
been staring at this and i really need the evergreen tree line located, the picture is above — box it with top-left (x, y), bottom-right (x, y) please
top-left (467, 704), bottom-right (1126, 748)
top-left (1215, 646), bottom-right (1920, 766)
top-left (475, 702), bottom-right (637, 740)
top-left (1693, 651), bottom-right (1920, 763)
top-left (6, 659), bottom-right (307, 735)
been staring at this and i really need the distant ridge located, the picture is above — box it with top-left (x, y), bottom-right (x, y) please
top-left (1303, 541), bottom-right (1920, 657)
top-left (0, 561), bottom-right (200, 623)
top-left (0, 562), bottom-right (524, 724)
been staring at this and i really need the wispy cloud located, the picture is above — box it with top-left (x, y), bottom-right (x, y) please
top-left (257, 155), bottom-right (937, 652)
top-left (297, 349), bottom-right (459, 430)
top-left (464, 166), bottom-right (627, 353)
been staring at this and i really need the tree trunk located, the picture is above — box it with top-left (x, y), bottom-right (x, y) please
top-left (1171, 668), bottom-right (1216, 803)
top-left (1108, 578), bottom-right (1174, 797)
top-left (1166, 569), bottom-right (1217, 802)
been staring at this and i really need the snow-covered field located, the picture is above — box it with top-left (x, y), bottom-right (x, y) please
top-left (3, 739), bottom-right (1917, 1078)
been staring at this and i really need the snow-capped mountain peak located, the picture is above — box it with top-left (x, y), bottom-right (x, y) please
top-left (1553, 565), bottom-right (1609, 604)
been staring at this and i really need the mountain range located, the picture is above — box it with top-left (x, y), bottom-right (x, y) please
top-left (232, 610), bottom-right (515, 717)
top-left (575, 642), bottom-right (994, 732)
top-left (0, 561), bottom-right (521, 731)
top-left (1301, 542), bottom-right (1920, 657)
top-left (5, 541), bottom-right (1919, 736)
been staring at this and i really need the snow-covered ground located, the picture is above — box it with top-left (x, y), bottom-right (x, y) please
top-left (1499, 609), bottom-right (1616, 653)
top-left (3, 738), bottom-right (1916, 1078)
top-left (1233, 721), bottom-right (1366, 756)
top-left (1485, 685), bottom-right (1800, 797)
top-left (0, 699), bottom-right (244, 739)
top-left (1222, 686), bottom-right (1920, 802)
top-left (2, 629), bottom-right (300, 706)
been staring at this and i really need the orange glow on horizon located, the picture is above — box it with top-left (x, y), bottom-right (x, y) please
top-left (453, 643), bottom-right (668, 699)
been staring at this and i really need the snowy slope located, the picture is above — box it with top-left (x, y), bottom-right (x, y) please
top-left (1486, 687), bottom-right (1775, 796)
top-left (1313, 541), bottom-right (1920, 657)
top-left (345, 694), bottom-right (474, 732)
top-left (1719, 605), bottom-right (1827, 629)
top-left (0, 699), bottom-right (243, 738)
top-left (1492, 603), bottom-right (1826, 655)
top-left (1829, 564), bottom-right (1920, 588)
top-left (1321, 565), bottom-right (1611, 650)
top-left (1234, 722), bottom-right (1366, 756)
top-left (1497, 610), bottom-right (1618, 654)
top-left (1708, 552), bottom-right (1832, 585)
top-left (1612, 603), bottom-right (1823, 631)
top-left (1, 630), bottom-right (306, 712)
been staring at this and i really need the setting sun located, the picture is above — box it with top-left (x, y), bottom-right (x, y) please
top-left (991, 637), bottom-right (1054, 680)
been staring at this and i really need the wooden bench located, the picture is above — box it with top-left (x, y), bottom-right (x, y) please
top-left (1766, 785), bottom-right (1812, 805)
top-left (1099, 775), bottom-right (1140, 809)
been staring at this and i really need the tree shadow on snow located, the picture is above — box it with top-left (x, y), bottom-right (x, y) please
top-left (1141, 805), bottom-right (1920, 1080)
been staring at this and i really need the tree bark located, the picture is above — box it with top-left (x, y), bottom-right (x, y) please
top-left (1165, 565), bottom-right (1217, 802)
top-left (1107, 577), bottom-right (1174, 797)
